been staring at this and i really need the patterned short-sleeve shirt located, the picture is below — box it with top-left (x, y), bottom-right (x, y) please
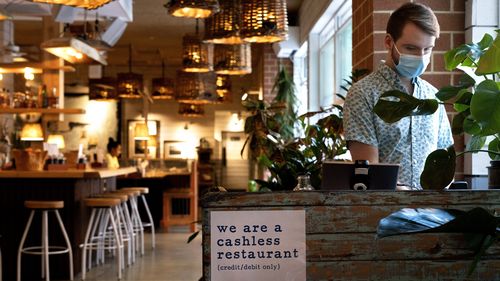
top-left (343, 62), bottom-right (453, 189)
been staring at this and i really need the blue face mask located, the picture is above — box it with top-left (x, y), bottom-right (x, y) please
top-left (393, 45), bottom-right (431, 78)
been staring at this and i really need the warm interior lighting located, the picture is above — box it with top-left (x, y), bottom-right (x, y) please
top-left (152, 61), bottom-right (175, 99)
top-left (13, 57), bottom-right (28, 62)
top-left (23, 67), bottom-right (35, 80)
top-left (214, 43), bottom-right (252, 75)
top-left (134, 123), bottom-right (150, 140)
top-left (118, 44), bottom-right (143, 98)
top-left (204, 0), bottom-right (244, 44)
top-left (216, 75), bottom-right (231, 103)
top-left (178, 103), bottom-right (205, 117)
top-left (0, 63), bottom-right (75, 74)
top-left (166, 0), bottom-right (220, 18)
top-left (182, 33), bottom-right (213, 73)
top-left (175, 71), bottom-right (217, 104)
top-left (20, 123), bottom-right (44, 141)
top-left (241, 0), bottom-right (288, 43)
top-left (89, 77), bottom-right (118, 101)
top-left (47, 134), bottom-right (66, 149)
top-left (42, 37), bottom-right (107, 65)
top-left (31, 0), bottom-right (112, 9)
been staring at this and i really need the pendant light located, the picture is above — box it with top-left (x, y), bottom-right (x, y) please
top-left (175, 70), bottom-right (217, 104)
top-left (183, 20), bottom-right (213, 73)
top-left (216, 74), bottom-right (231, 103)
top-left (178, 103), bottom-right (205, 117)
top-left (20, 123), bottom-right (44, 141)
top-left (134, 123), bottom-right (150, 140)
top-left (165, 0), bottom-right (220, 19)
top-left (89, 77), bottom-right (117, 101)
top-left (204, 0), bottom-right (243, 44)
top-left (240, 0), bottom-right (288, 43)
top-left (214, 43), bottom-right (251, 75)
top-left (118, 44), bottom-right (143, 99)
top-left (152, 60), bottom-right (175, 100)
top-left (31, 0), bottom-right (112, 9)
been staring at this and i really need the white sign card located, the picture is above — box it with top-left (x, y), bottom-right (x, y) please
top-left (210, 210), bottom-right (306, 281)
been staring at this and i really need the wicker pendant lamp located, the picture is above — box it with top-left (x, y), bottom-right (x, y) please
top-left (32, 0), bottom-right (112, 11)
top-left (178, 103), bottom-right (205, 117)
top-left (165, 0), bottom-right (220, 18)
top-left (183, 20), bottom-right (213, 72)
top-left (240, 0), bottom-right (288, 43)
top-left (214, 43), bottom-right (251, 75)
top-left (216, 74), bottom-right (231, 103)
top-left (89, 77), bottom-right (118, 101)
top-left (204, 0), bottom-right (244, 44)
top-left (118, 44), bottom-right (143, 98)
top-left (152, 61), bottom-right (175, 100)
top-left (175, 70), bottom-right (217, 104)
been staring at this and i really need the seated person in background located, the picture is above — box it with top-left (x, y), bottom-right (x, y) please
top-left (105, 138), bottom-right (121, 169)
top-left (343, 3), bottom-right (453, 190)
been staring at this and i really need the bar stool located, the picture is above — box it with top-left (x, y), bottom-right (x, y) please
top-left (113, 190), bottom-right (144, 255)
top-left (17, 200), bottom-right (73, 281)
top-left (121, 187), bottom-right (155, 249)
top-left (81, 198), bottom-right (123, 280)
top-left (1, 235), bottom-right (2, 281)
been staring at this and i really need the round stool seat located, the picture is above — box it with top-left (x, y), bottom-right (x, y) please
top-left (98, 193), bottom-right (129, 203)
top-left (123, 187), bottom-right (149, 194)
top-left (114, 190), bottom-right (140, 197)
top-left (84, 198), bottom-right (120, 207)
top-left (24, 200), bottom-right (64, 209)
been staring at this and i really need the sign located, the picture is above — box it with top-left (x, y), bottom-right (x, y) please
top-left (210, 210), bottom-right (306, 281)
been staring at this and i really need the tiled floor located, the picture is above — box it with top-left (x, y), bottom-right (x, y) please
top-left (79, 230), bottom-right (202, 281)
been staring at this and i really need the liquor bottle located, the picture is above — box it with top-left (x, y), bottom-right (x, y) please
top-left (40, 85), bottom-right (48, 108)
top-left (48, 87), bottom-right (59, 108)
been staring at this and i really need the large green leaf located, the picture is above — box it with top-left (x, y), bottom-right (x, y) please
top-left (436, 74), bottom-right (475, 101)
top-left (470, 80), bottom-right (500, 134)
top-left (488, 137), bottom-right (500, 160)
top-left (463, 116), bottom-right (482, 135)
top-left (420, 146), bottom-right (456, 190)
top-left (466, 135), bottom-right (487, 151)
top-left (374, 90), bottom-right (438, 123)
top-left (452, 111), bottom-right (468, 135)
top-left (476, 31), bottom-right (500, 75)
top-left (444, 33), bottom-right (494, 70)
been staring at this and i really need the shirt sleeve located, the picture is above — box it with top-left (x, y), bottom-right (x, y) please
top-left (437, 104), bottom-right (454, 149)
top-left (343, 83), bottom-right (378, 147)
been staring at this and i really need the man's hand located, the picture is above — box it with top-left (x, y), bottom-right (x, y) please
top-left (348, 141), bottom-right (379, 163)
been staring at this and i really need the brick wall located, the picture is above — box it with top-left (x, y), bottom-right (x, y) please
top-left (352, 0), bottom-right (466, 179)
top-left (262, 44), bottom-right (293, 103)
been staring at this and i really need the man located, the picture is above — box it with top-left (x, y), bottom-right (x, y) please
top-left (343, 3), bottom-right (453, 189)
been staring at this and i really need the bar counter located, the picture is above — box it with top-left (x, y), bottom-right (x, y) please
top-left (201, 190), bottom-right (500, 281)
top-left (0, 167), bottom-right (137, 280)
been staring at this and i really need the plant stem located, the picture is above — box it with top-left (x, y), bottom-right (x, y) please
top-left (465, 55), bottom-right (489, 80)
top-left (457, 149), bottom-right (500, 157)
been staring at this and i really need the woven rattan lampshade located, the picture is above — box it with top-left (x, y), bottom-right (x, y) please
top-left (216, 75), bottom-right (231, 103)
top-left (166, 0), bottom-right (220, 18)
top-left (89, 77), bottom-right (117, 101)
top-left (152, 61), bottom-right (175, 99)
top-left (182, 33), bottom-right (213, 72)
top-left (204, 0), bottom-right (244, 44)
top-left (32, 0), bottom-right (111, 11)
top-left (178, 103), bottom-right (205, 117)
top-left (214, 43), bottom-right (251, 75)
top-left (241, 0), bottom-right (288, 43)
top-left (175, 71), bottom-right (217, 104)
top-left (118, 45), bottom-right (143, 98)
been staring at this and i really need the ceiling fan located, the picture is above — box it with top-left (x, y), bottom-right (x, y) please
top-left (1, 41), bottom-right (27, 58)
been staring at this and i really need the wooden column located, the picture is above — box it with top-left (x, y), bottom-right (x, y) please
top-left (42, 16), bottom-right (64, 120)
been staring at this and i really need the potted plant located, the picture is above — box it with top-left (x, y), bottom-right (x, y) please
top-left (374, 30), bottom-right (500, 189)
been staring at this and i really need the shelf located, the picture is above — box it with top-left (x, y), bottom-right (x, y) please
top-left (0, 108), bottom-right (85, 114)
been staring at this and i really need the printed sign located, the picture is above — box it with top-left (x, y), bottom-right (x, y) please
top-left (210, 210), bottom-right (306, 281)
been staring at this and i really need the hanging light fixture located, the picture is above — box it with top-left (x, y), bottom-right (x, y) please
top-left (216, 75), bottom-right (231, 103)
top-left (204, 0), bottom-right (243, 44)
top-left (152, 60), bottom-right (175, 100)
top-left (20, 123), bottom-right (44, 141)
top-left (178, 103), bottom-right (205, 117)
top-left (165, 0), bottom-right (220, 18)
top-left (118, 44), bottom-right (143, 99)
top-left (47, 134), bottom-right (66, 149)
top-left (31, 0), bottom-right (112, 9)
top-left (214, 43), bottom-right (252, 75)
top-left (182, 20), bottom-right (213, 73)
top-left (175, 71), bottom-right (217, 104)
top-left (134, 123), bottom-right (150, 140)
top-left (240, 0), bottom-right (288, 43)
top-left (89, 77), bottom-right (117, 101)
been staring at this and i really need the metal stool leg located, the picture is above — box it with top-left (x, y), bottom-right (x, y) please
top-left (140, 195), bottom-right (155, 249)
top-left (17, 210), bottom-right (35, 281)
top-left (81, 208), bottom-right (97, 280)
top-left (54, 210), bottom-right (74, 280)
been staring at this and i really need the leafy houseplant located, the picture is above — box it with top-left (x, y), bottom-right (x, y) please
top-left (242, 68), bottom-right (367, 191)
top-left (374, 30), bottom-right (500, 189)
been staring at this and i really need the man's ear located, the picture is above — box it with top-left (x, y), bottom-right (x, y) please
top-left (384, 34), bottom-right (393, 50)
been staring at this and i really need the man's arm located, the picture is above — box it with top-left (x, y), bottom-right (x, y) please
top-left (348, 141), bottom-right (379, 163)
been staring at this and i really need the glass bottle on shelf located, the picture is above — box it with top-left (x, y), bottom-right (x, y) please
top-left (40, 84), bottom-right (48, 108)
top-left (293, 174), bottom-right (315, 191)
top-left (48, 87), bottom-right (59, 108)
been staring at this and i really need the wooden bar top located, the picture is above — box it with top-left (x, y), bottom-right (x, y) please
top-left (0, 166), bottom-right (137, 179)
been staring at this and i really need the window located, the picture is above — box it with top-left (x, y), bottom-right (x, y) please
top-left (293, 42), bottom-right (308, 116)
